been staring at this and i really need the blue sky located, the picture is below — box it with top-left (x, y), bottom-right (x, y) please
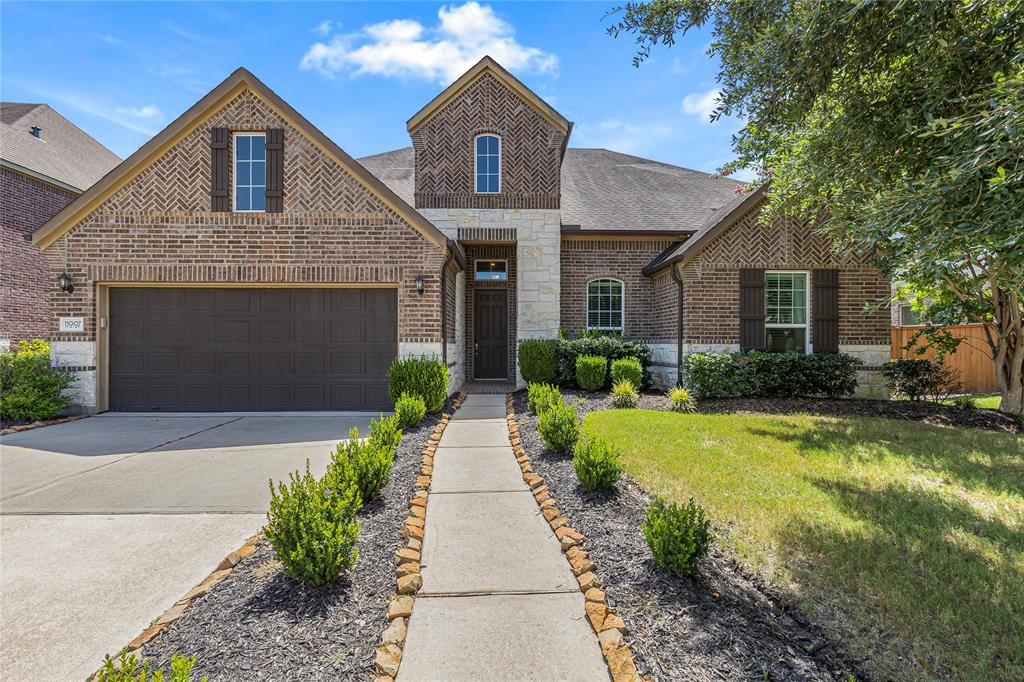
top-left (1, 1), bottom-right (749, 179)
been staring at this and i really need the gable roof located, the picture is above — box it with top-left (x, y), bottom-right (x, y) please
top-left (641, 183), bottom-right (767, 275)
top-left (406, 56), bottom-right (571, 139)
top-left (1, 103), bottom-right (120, 192)
top-left (31, 68), bottom-right (451, 252)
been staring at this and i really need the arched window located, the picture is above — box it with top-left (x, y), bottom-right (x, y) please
top-left (475, 134), bottom-right (501, 193)
top-left (586, 278), bottom-right (624, 334)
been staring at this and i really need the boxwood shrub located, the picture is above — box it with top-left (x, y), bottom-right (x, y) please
top-left (388, 356), bottom-right (448, 413)
top-left (682, 351), bottom-right (860, 398)
top-left (610, 357), bottom-right (643, 390)
top-left (527, 382), bottom-right (562, 415)
top-left (575, 355), bottom-right (607, 392)
top-left (572, 435), bottom-right (622, 491)
top-left (394, 392), bottom-right (426, 427)
top-left (537, 399), bottom-right (580, 454)
top-left (0, 340), bottom-right (76, 421)
top-left (518, 339), bottom-right (558, 384)
top-left (557, 335), bottom-right (652, 388)
top-left (643, 496), bottom-right (711, 576)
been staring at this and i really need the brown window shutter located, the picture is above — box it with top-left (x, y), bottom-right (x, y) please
top-left (265, 128), bottom-right (284, 213)
top-left (812, 269), bottom-right (839, 353)
top-left (210, 128), bottom-right (230, 212)
top-left (739, 268), bottom-right (766, 351)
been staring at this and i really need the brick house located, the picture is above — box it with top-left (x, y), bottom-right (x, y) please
top-left (32, 59), bottom-right (890, 413)
top-left (1, 103), bottom-right (120, 350)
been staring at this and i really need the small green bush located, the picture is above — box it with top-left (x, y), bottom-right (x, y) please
top-left (394, 393), bottom-right (426, 427)
top-left (330, 427), bottom-right (395, 506)
top-left (369, 414), bottom-right (403, 452)
top-left (0, 339), bottom-right (76, 421)
top-left (537, 399), bottom-right (580, 454)
top-left (643, 496), bottom-right (712, 576)
top-left (527, 382), bottom-right (562, 415)
top-left (611, 379), bottom-right (638, 409)
top-left (557, 334), bottom-right (652, 388)
top-left (388, 356), bottom-right (448, 413)
top-left (266, 461), bottom-right (360, 585)
top-left (572, 435), bottom-right (622, 491)
top-left (576, 355), bottom-right (607, 392)
top-left (97, 649), bottom-right (207, 682)
top-left (668, 386), bottom-right (696, 413)
top-left (682, 351), bottom-right (860, 398)
top-left (881, 358), bottom-right (961, 401)
top-left (951, 394), bottom-right (978, 410)
top-left (610, 357), bottom-right (643, 390)
top-left (518, 339), bottom-right (558, 384)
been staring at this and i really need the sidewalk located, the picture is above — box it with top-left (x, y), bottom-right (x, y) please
top-left (397, 394), bottom-right (609, 681)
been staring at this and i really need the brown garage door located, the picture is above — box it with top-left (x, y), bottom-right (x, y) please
top-left (109, 287), bottom-right (397, 411)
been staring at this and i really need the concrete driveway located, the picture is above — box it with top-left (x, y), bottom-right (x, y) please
top-left (1, 412), bottom-right (373, 682)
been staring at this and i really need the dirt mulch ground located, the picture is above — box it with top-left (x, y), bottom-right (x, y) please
top-left (514, 392), bottom-right (869, 682)
top-left (140, 414), bottom-right (440, 680)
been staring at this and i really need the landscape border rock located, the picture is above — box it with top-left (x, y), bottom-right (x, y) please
top-left (0, 414), bottom-right (87, 436)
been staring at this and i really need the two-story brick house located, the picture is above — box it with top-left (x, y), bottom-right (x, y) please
top-left (31, 59), bottom-right (890, 413)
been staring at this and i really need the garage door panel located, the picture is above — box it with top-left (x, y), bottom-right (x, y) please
top-left (109, 287), bottom-right (396, 411)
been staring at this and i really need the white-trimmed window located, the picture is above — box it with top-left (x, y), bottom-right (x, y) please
top-left (900, 304), bottom-right (921, 326)
top-left (765, 271), bottom-right (809, 352)
top-left (586, 278), bottom-right (624, 334)
top-left (475, 134), bottom-right (501, 193)
top-left (475, 259), bottom-right (507, 281)
top-left (234, 132), bottom-right (266, 212)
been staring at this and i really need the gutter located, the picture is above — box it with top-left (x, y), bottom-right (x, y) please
top-left (671, 264), bottom-right (684, 387)
top-left (560, 225), bottom-right (694, 238)
top-left (1, 159), bottom-right (84, 195)
top-left (440, 250), bottom-right (453, 375)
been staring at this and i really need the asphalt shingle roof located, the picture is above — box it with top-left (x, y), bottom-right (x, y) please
top-left (0, 103), bottom-right (120, 191)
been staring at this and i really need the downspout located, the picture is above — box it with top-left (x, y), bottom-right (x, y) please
top-left (671, 264), bottom-right (684, 387)
top-left (440, 251), bottom-right (453, 374)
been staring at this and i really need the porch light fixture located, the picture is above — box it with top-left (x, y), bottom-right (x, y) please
top-left (57, 272), bottom-right (74, 294)
top-left (415, 275), bottom-right (425, 296)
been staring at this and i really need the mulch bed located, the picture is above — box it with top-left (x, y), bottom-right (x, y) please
top-left (140, 414), bottom-right (441, 681)
top-left (514, 392), bottom-right (867, 682)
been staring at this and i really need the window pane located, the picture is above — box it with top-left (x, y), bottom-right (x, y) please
top-left (252, 161), bottom-right (265, 186)
top-left (901, 305), bottom-right (920, 326)
top-left (236, 135), bottom-right (250, 161)
top-left (766, 327), bottom-right (805, 353)
top-left (487, 175), bottom-right (499, 193)
top-left (477, 136), bottom-right (487, 154)
top-left (236, 188), bottom-right (250, 211)
top-left (250, 135), bottom-right (265, 161)
top-left (250, 189), bottom-right (265, 212)
top-left (236, 162), bottom-right (250, 185)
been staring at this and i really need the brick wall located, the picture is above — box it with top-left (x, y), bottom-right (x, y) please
top-left (464, 244), bottom-right (517, 380)
top-left (560, 237), bottom-right (679, 342)
top-left (411, 73), bottom-right (564, 210)
top-left (1, 168), bottom-right (75, 345)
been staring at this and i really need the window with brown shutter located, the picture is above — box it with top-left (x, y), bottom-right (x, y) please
top-left (739, 268), bottom-right (766, 350)
top-left (265, 128), bottom-right (284, 213)
top-left (812, 269), bottom-right (839, 353)
top-left (210, 128), bottom-right (230, 212)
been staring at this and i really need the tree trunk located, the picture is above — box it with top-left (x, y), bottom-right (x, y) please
top-left (988, 285), bottom-right (1023, 417)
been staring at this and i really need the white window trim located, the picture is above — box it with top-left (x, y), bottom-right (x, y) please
top-left (233, 132), bottom-right (266, 213)
top-left (474, 259), bottom-right (508, 282)
top-left (474, 133), bottom-right (501, 194)
top-left (585, 277), bottom-right (625, 334)
top-left (765, 270), bottom-right (811, 353)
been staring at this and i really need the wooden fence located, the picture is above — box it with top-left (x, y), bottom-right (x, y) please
top-left (890, 324), bottom-right (998, 393)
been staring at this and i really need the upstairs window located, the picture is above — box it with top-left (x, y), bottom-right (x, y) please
top-left (587, 279), bottom-right (624, 334)
top-left (234, 133), bottom-right (266, 212)
top-left (765, 271), bottom-right (809, 352)
top-left (475, 134), bottom-right (501, 193)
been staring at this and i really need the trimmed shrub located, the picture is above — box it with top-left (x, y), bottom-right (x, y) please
top-left (368, 414), bottom-right (403, 452)
top-left (881, 358), bottom-right (961, 401)
top-left (0, 340), bottom-right (76, 421)
top-left (643, 496), bottom-right (712, 576)
top-left (537, 399), bottom-right (580, 454)
top-left (610, 357), bottom-right (643, 390)
top-left (97, 649), bottom-right (207, 682)
top-left (330, 427), bottom-right (395, 506)
top-left (668, 386), bottom-right (696, 413)
top-left (576, 355), bottom-right (607, 392)
top-left (951, 394), bottom-right (978, 410)
top-left (518, 339), bottom-right (558, 384)
top-left (388, 356), bottom-right (448, 413)
top-left (682, 351), bottom-right (860, 398)
top-left (394, 392), bottom-right (426, 427)
top-left (611, 379), bottom-right (638, 409)
top-left (527, 382), bottom-right (562, 415)
top-left (266, 460), bottom-right (360, 585)
top-left (572, 435), bottom-right (622, 491)
top-left (557, 335), bottom-right (652, 388)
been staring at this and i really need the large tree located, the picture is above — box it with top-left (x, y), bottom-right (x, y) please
top-left (608, 0), bottom-right (1024, 414)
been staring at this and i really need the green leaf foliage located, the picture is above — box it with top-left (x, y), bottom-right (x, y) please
top-left (667, 386), bottom-right (697, 413)
top-left (557, 335), bottom-right (652, 388)
top-left (0, 340), bottom-right (76, 421)
top-left (97, 649), bottom-right (207, 682)
top-left (572, 435), bottom-right (622, 491)
top-left (537, 399), bottom-right (581, 454)
top-left (881, 359), bottom-right (961, 402)
top-left (611, 378), bottom-right (638, 409)
top-left (682, 352), bottom-right (860, 398)
top-left (518, 339), bottom-right (559, 384)
top-left (642, 496), bottom-right (712, 576)
top-left (527, 382), bottom-right (563, 415)
top-left (388, 356), bottom-right (448, 413)
top-left (576, 355), bottom-right (608, 392)
top-left (394, 392), bottom-right (426, 427)
top-left (330, 425), bottom-right (396, 506)
top-left (610, 357), bottom-right (643, 390)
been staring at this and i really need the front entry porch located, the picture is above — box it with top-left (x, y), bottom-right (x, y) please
top-left (463, 243), bottom-right (518, 383)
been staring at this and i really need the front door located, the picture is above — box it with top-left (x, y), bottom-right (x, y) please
top-left (474, 289), bottom-right (508, 379)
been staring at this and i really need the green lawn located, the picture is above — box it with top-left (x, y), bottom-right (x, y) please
top-left (585, 410), bottom-right (1023, 681)
top-left (944, 393), bottom-right (1003, 410)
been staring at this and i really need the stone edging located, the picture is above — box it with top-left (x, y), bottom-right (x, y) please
top-left (91, 531), bottom-right (263, 679)
top-left (1, 414), bottom-right (87, 436)
top-left (505, 394), bottom-right (642, 682)
top-left (374, 392), bottom-right (465, 682)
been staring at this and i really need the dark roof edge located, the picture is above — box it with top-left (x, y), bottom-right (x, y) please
top-left (0, 158), bottom-right (84, 193)
top-left (561, 224), bottom-right (694, 238)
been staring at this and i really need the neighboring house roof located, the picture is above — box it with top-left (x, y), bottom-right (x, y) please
top-left (31, 68), bottom-right (455, 258)
top-left (358, 146), bottom-right (744, 234)
top-left (0, 103), bottom-right (120, 192)
top-left (641, 183), bottom-right (767, 275)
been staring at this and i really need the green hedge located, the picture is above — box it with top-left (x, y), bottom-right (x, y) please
top-left (682, 351), bottom-right (860, 398)
top-left (575, 355), bottom-right (607, 392)
top-left (388, 356), bottom-right (448, 413)
top-left (610, 357), bottom-right (643, 390)
top-left (557, 335), bottom-right (652, 389)
top-left (0, 340), bottom-right (75, 421)
top-left (518, 339), bottom-right (558, 384)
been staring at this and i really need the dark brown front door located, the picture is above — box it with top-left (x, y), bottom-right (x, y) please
top-left (108, 287), bottom-right (396, 411)
top-left (474, 289), bottom-right (508, 379)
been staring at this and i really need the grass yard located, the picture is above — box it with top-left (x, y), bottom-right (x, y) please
top-left (943, 393), bottom-right (1002, 410)
top-left (585, 410), bottom-right (1023, 681)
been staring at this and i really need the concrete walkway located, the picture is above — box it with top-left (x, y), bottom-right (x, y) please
top-left (398, 394), bottom-right (608, 681)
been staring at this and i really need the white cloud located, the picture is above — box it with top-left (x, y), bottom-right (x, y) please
top-left (573, 118), bottom-right (673, 156)
top-left (100, 34), bottom-right (123, 46)
top-left (299, 1), bottom-right (557, 84)
top-left (314, 20), bottom-right (334, 36)
top-left (114, 105), bottom-right (162, 120)
top-left (681, 88), bottom-right (721, 122)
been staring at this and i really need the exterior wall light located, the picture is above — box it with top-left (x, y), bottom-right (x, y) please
top-left (415, 275), bottom-right (426, 296)
top-left (57, 272), bottom-right (75, 294)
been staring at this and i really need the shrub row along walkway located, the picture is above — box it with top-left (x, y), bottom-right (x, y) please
top-left (398, 394), bottom-right (608, 681)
